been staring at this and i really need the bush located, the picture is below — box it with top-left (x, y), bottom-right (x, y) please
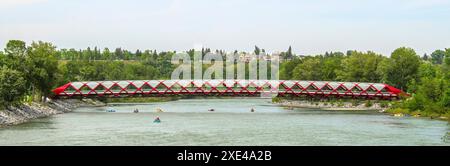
top-left (387, 108), bottom-right (410, 114)
top-left (337, 100), bottom-right (345, 107)
top-left (351, 100), bottom-right (360, 107)
top-left (410, 111), bottom-right (422, 116)
top-left (380, 101), bottom-right (389, 108)
top-left (364, 100), bottom-right (373, 107)
top-left (272, 97), bottom-right (281, 103)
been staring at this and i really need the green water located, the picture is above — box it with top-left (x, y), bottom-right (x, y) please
top-left (0, 98), bottom-right (448, 145)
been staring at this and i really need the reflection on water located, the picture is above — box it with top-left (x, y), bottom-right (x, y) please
top-left (0, 98), bottom-right (449, 146)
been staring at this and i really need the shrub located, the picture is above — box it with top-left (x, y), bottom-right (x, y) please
top-left (380, 101), bottom-right (389, 108)
top-left (364, 100), bottom-right (373, 107)
top-left (351, 100), bottom-right (360, 107)
top-left (272, 97), bottom-right (281, 103)
top-left (387, 108), bottom-right (410, 114)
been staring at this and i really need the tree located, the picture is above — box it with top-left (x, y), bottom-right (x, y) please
top-left (26, 41), bottom-right (59, 101)
top-left (337, 51), bottom-right (384, 82)
top-left (0, 51), bottom-right (4, 66)
top-left (103, 48), bottom-right (111, 60)
top-left (292, 58), bottom-right (322, 80)
top-left (5, 40), bottom-right (26, 57)
top-left (321, 53), bottom-right (344, 81)
top-left (379, 47), bottom-right (420, 91)
top-left (422, 53), bottom-right (430, 61)
top-left (0, 67), bottom-right (27, 108)
top-left (444, 49), bottom-right (450, 78)
top-left (431, 49), bottom-right (445, 65)
top-left (254, 45), bottom-right (261, 55)
top-left (4, 40), bottom-right (27, 72)
top-left (115, 48), bottom-right (124, 60)
top-left (279, 58), bottom-right (302, 80)
top-left (286, 46), bottom-right (293, 59)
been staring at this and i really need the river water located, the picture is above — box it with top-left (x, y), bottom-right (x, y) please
top-left (0, 98), bottom-right (448, 146)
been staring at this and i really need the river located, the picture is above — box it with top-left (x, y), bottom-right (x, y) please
top-left (0, 98), bottom-right (448, 145)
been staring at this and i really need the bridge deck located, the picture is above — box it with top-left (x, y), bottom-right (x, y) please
top-left (53, 80), bottom-right (403, 99)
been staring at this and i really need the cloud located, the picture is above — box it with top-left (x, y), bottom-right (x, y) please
top-left (0, 0), bottom-right (49, 8)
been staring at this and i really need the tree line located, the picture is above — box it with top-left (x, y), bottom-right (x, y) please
top-left (0, 40), bottom-right (449, 117)
top-left (279, 48), bottom-right (449, 116)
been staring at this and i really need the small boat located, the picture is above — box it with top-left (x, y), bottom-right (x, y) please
top-left (153, 116), bottom-right (161, 123)
top-left (250, 108), bottom-right (255, 112)
top-left (106, 108), bottom-right (116, 112)
top-left (394, 113), bottom-right (404, 117)
top-left (208, 109), bottom-right (215, 112)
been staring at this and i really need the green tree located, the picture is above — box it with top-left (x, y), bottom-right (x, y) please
top-left (286, 46), bottom-right (293, 59)
top-left (4, 40), bottom-right (27, 72)
top-left (103, 48), bottom-right (111, 60)
top-left (431, 49), bottom-right (445, 65)
top-left (279, 58), bottom-right (302, 80)
top-left (0, 67), bottom-right (27, 108)
top-left (379, 47), bottom-right (420, 91)
top-left (337, 51), bottom-right (384, 82)
top-left (254, 45), bottom-right (261, 55)
top-left (292, 57), bottom-right (322, 80)
top-left (26, 41), bottom-right (59, 101)
top-left (321, 53), bottom-right (343, 81)
top-left (0, 51), bottom-right (4, 66)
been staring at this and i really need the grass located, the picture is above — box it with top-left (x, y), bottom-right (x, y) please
top-left (386, 108), bottom-right (410, 114)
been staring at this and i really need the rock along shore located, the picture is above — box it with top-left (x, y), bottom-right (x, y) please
top-left (276, 100), bottom-right (388, 111)
top-left (0, 99), bottom-right (105, 127)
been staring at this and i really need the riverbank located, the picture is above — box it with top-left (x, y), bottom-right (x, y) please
top-left (274, 98), bottom-right (450, 121)
top-left (0, 99), bottom-right (105, 127)
top-left (275, 99), bottom-right (389, 111)
top-left (385, 107), bottom-right (450, 121)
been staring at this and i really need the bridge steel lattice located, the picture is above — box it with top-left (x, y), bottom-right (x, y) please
top-left (52, 80), bottom-right (404, 100)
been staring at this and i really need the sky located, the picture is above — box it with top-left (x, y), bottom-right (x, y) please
top-left (1, 0), bottom-right (450, 56)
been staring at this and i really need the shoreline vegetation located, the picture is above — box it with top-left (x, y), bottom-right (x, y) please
top-left (274, 98), bottom-right (388, 111)
top-left (273, 97), bottom-right (450, 121)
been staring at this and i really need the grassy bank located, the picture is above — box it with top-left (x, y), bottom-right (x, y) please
top-left (272, 96), bottom-right (391, 110)
top-left (272, 96), bottom-right (450, 121)
top-left (386, 107), bottom-right (450, 121)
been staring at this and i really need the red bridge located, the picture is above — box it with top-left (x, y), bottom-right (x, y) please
top-left (52, 80), bottom-right (404, 100)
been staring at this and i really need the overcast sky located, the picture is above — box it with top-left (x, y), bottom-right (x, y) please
top-left (1, 0), bottom-right (449, 56)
